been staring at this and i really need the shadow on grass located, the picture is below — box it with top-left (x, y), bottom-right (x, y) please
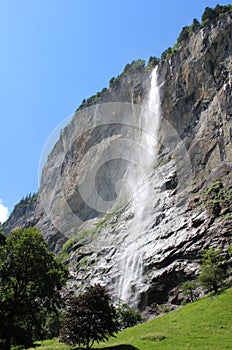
top-left (92, 346), bottom-right (140, 350)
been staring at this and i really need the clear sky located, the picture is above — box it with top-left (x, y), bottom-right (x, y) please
top-left (0, 0), bottom-right (231, 221)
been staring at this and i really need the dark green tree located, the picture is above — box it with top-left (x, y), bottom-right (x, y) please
top-left (190, 18), bottom-right (201, 33)
top-left (161, 47), bottom-right (173, 60)
top-left (146, 56), bottom-right (160, 70)
top-left (115, 299), bottom-right (142, 330)
top-left (202, 7), bottom-right (217, 25)
top-left (123, 59), bottom-right (145, 74)
top-left (177, 25), bottom-right (190, 45)
top-left (0, 227), bottom-right (68, 349)
top-left (198, 247), bottom-right (225, 293)
top-left (0, 230), bottom-right (6, 246)
top-left (60, 284), bottom-right (119, 349)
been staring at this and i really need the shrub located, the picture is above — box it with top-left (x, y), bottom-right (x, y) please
top-left (182, 281), bottom-right (197, 302)
top-left (115, 299), bottom-right (142, 330)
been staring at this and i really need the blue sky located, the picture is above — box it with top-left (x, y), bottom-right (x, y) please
top-left (0, 0), bottom-right (230, 222)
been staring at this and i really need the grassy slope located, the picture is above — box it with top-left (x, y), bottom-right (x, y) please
top-left (31, 288), bottom-right (232, 350)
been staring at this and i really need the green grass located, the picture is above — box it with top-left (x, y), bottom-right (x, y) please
top-left (30, 288), bottom-right (232, 350)
top-left (29, 339), bottom-right (70, 349)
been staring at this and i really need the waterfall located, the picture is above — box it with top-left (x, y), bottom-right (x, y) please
top-left (117, 66), bottom-right (161, 304)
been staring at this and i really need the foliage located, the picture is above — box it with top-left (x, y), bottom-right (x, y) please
top-left (0, 230), bottom-right (6, 246)
top-left (27, 288), bottom-right (232, 350)
top-left (202, 6), bottom-right (217, 25)
top-left (2, 193), bottom-right (38, 232)
top-left (77, 59), bottom-right (146, 111)
top-left (202, 178), bottom-right (223, 196)
top-left (76, 86), bottom-right (109, 111)
top-left (161, 47), bottom-right (173, 60)
top-left (198, 247), bottom-right (225, 293)
top-left (41, 309), bottom-right (63, 340)
top-left (58, 238), bottom-right (75, 262)
top-left (200, 179), bottom-right (232, 218)
top-left (115, 299), bottom-right (142, 330)
top-left (11, 192), bottom-right (37, 212)
top-left (202, 5), bottom-right (232, 25)
top-left (221, 212), bottom-right (232, 221)
top-left (145, 56), bottom-right (160, 71)
top-left (189, 18), bottom-right (201, 33)
top-left (161, 5), bottom-right (232, 61)
top-left (122, 59), bottom-right (145, 75)
top-left (76, 4), bottom-right (232, 114)
top-left (59, 212), bottom-right (120, 263)
top-left (0, 227), bottom-right (68, 349)
top-left (182, 281), bottom-right (197, 302)
top-left (60, 284), bottom-right (119, 349)
top-left (177, 26), bottom-right (190, 45)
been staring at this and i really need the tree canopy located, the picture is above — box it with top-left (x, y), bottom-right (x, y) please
top-left (60, 284), bottom-right (119, 349)
top-left (0, 227), bottom-right (68, 349)
top-left (198, 247), bottom-right (225, 293)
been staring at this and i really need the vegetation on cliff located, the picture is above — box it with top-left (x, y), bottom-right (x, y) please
top-left (161, 4), bottom-right (232, 60)
top-left (2, 193), bottom-right (38, 232)
top-left (75, 4), bottom-right (232, 113)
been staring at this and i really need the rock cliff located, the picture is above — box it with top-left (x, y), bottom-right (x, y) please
top-left (3, 12), bottom-right (232, 310)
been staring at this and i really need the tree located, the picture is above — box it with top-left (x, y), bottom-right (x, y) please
top-left (202, 7), bottom-right (217, 25)
top-left (0, 227), bottom-right (68, 349)
top-left (177, 26), bottom-right (190, 46)
top-left (60, 284), bottom-right (119, 349)
top-left (0, 230), bottom-right (6, 246)
top-left (198, 247), bottom-right (225, 293)
top-left (115, 299), bottom-right (142, 330)
top-left (190, 18), bottom-right (201, 33)
top-left (146, 56), bottom-right (160, 70)
top-left (182, 281), bottom-right (197, 302)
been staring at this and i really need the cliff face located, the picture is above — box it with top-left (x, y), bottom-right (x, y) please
top-left (3, 14), bottom-right (232, 309)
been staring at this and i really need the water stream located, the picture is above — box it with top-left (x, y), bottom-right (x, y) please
top-left (117, 66), bottom-right (161, 304)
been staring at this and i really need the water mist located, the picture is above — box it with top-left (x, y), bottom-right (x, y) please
top-left (117, 66), bottom-right (161, 304)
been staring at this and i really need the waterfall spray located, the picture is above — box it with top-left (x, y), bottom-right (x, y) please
top-left (117, 66), bottom-right (161, 304)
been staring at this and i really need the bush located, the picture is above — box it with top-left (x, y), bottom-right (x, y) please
top-left (182, 281), bottom-right (197, 302)
top-left (115, 300), bottom-right (142, 330)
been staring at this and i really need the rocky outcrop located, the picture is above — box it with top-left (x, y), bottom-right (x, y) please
top-left (3, 194), bottom-right (38, 235)
top-left (3, 13), bottom-right (232, 310)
